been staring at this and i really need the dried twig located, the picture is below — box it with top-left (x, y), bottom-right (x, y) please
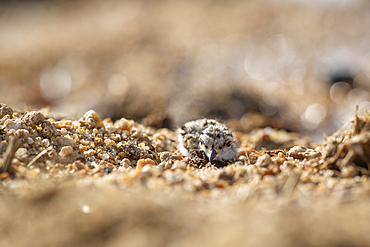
top-left (0, 136), bottom-right (20, 173)
top-left (27, 146), bottom-right (53, 168)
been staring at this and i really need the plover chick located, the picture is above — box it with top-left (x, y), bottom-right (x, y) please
top-left (178, 119), bottom-right (237, 163)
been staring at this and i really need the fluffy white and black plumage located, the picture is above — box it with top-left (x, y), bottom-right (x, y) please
top-left (177, 119), bottom-right (237, 162)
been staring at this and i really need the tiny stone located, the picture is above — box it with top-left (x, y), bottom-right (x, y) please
top-left (41, 139), bottom-right (50, 147)
top-left (59, 146), bottom-right (74, 157)
top-left (79, 110), bottom-right (104, 128)
top-left (341, 166), bottom-right (358, 178)
top-left (104, 166), bottom-right (113, 174)
top-left (102, 154), bottom-right (110, 160)
top-left (61, 128), bottom-right (68, 135)
top-left (0, 103), bottom-right (13, 119)
top-left (120, 158), bottom-right (131, 168)
top-left (27, 138), bottom-right (34, 144)
top-left (22, 111), bottom-right (44, 127)
top-left (255, 154), bottom-right (272, 168)
top-left (15, 148), bottom-right (29, 162)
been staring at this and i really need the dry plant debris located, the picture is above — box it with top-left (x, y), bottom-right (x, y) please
top-left (320, 107), bottom-right (370, 177)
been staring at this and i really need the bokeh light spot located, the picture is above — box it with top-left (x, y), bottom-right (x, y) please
top-left (301, 103), bottom-right (327, 129)
top-left (40, 67), bottom-right (72, 102)
top-left (329, 82), bottom-right (351, 104)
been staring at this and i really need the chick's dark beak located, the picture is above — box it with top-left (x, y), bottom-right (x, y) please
top-left (209, 149), bottom-right (217, 161)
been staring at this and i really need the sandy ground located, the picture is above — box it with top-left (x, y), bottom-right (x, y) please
top-left (0, 104), bottom-right (369, 247)
top-left (1, 0), bottom-right (370, 246)
top-left (2, 179), bottom-right (370, 247)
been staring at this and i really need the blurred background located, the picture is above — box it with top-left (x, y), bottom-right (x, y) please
top-left (1, 0), bottom-right (370, 140)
